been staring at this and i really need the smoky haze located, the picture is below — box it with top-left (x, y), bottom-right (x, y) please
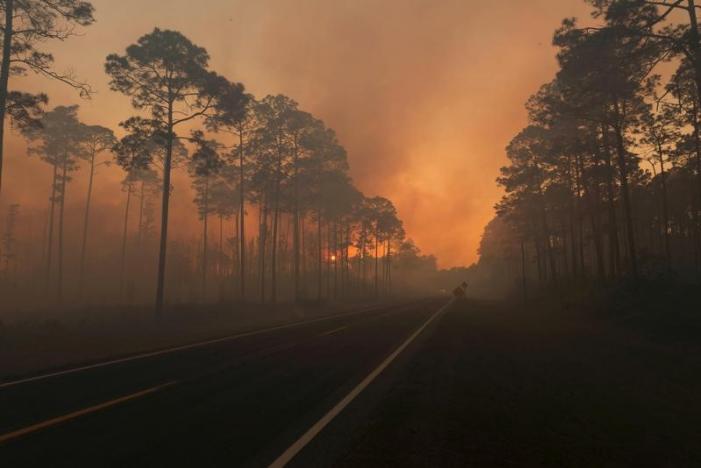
top-left (1, 0), bottom-right (591, 272)
top-left (245, 0), bottom-right (593, 267)
top-left (4, 2), bottom-right (701, 466)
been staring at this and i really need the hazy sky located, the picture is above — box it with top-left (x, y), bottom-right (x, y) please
top-left (3, 0), bottom-right (593, 268)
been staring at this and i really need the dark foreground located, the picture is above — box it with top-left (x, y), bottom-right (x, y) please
top-left (2, 298), bottom-right (700, 467)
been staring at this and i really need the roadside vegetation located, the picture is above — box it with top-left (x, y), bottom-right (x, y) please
top-left (0, 1), bottom-right (460, 320)
top-left (468, 0), bottom-right (701, 337)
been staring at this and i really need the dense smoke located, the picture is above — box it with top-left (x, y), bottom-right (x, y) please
top-left (0, 0), bottom-right (591, 272)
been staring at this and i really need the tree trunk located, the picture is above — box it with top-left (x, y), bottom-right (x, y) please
top-left (133, 180), bottom-right (146, 302)
top-left (611, 116), bottom-right (638, 280)
top-left (271, 160), bottom-right (281, 305)
top-left (202, 176), bottom-right (209, 300)
top-left (301, 216), bottom-right (306, 297)
top-left (360, 227), bottom-right (368, 293)
top-left (120, 183), bottom-right (132, 301)
top-left (685, 1), bottom-right (701, 252)
top-left (567, 155), bottom-right (578, 277)
top-left (233, 210), bottom-right (239, 285)
top-left (317, 208), bottom-right (322, 302)
top-left (543, 208), bottom-right (557, 283)
top-left (0, 0), bottom-right (13, 196)
top-left (344, 224), bottom-right (351, 297)
top-left (45, 164), bottom-right (58, 295)
top-left (386, 238), bottom-right (392, 296)
top-left (561, 220), bottom-right (570, 276)
top-left (692, 100), bottom-right (701, 263)
top-left (293, 137), bottom-right (300, 302)
top-left (259, 199), bottom-right (268, 304)
top-left (137, 181), bottom-right (145, 254)
top-left (349, 227), bottom-right (353, 296)
top-left (677, 1), bottom-right (701, 275)
top-left (238, 127), bottom-right (246, 301)
top-left (686, 0), bottom-right (701, 123)
top-left (271, 200), bottom-right (279, 304)
top-left (57, 156), bottom-right (69, 304)
top-left (574, 158), bottom-right (586, 274)
top-left (40, 208), bottom-right (49, 286)
top-left (601, 125), bottom-right (621, 278)
top-left (333, 221), bottom-right (338, 299)
top-left (218, 213), bottom-right (223, 280)
top-left (155, 101), bottom-right (175, 316)
top-left (581, 150), bottom-right (606, 281)
top-left (79, 151), bottom-right (96, 298)
top-left (656, 142), bottom-right (672, 270)
top-left (534, 238), bottom-right (542, 284)
top-left (534, 161), bottom-right (557, 284)
top-left (326, 222), bottom-right (331, 297)
top-left (374, 228), bottom-right (379, 298)
top-left (521, 238), bottom-right (528, 303)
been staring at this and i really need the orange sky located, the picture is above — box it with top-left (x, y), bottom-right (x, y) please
top-left (2, 0), bottom-right (593, 268)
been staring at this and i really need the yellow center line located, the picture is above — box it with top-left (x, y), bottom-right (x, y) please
top-left (0, 381), bottom-right (178, 444)
top-left (318, 325), bottom-right (349, 337)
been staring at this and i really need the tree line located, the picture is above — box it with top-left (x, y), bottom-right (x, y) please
top-left (488, 0), bottom-right (701, 296)
top-left (0, 2), bottom-right (426, 312)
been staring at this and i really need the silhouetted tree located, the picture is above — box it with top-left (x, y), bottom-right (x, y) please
top-left (286, 109), bottom-right (315, 302)
top-left (118, 174), bottom-right (136, 301)
top-left (0, 0), bottom-right (94, 195)
top-left (253, 95), bottom-right (297, 304)
top-left (207, 163), bottom-right (239, 292)
top-left (299, 118), bottom-right (349, 300)
top-left (209, 92), bottom-right (253, 300)
top-left (188, 131), bottom-right (224, 298)
top-left (78, 124), bottom-right (116, 295)
top-left (489, 0), bottom-right (701, 290)
top-left (23, 105), bottom-right (86, 302)
top-left (1, 202), bottom-right (19, 278)
top-left (105, 28), bottom-right (247, 314)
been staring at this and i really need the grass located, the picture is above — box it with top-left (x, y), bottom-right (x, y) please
top-left (0, 300), bottom-right (377, 380)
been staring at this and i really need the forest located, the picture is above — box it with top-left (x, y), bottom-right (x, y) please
top-left (473, 0), bottom-right (701, 302)
top-left (0, 1), bottom-right (450, 317)
top-left (3, 3), bottom-right (701, 466)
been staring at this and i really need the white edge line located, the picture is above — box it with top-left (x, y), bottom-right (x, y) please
top-left (0, 304), bottom-right (400, 389)
top-left (269, 299), bottom-right (453, 468)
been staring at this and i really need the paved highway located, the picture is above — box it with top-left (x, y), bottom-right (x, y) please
top-left (0, 299), bottom-right (448, 467)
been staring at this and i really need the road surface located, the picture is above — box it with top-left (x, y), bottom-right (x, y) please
top-left (0, 299), bottom-right (447, 467)
top-left (4, 298), bottom-right (700, 467)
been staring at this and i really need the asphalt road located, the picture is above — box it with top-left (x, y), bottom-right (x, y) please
top-left (0, 298), bottom-right (447, 467)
